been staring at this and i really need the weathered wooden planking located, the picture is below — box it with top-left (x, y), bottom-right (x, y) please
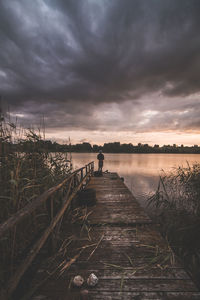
top-left (87, 173), bottom-right (152, 225)
top-left (58, 225), bottom-right (182, 271)
top-left (81, 291), bottom-right (200, 300)
top-left (65, 265), bottom-right (190, 280)
top-left (33, 291), bottom-right (200, 300)
top-left (33, 172), bottom-right (200, 300)
top-left (39, 278), bottom-right (197, 292)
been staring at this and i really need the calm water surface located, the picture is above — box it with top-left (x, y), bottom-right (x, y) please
top-left (71, 153), bottom-right (200, 208)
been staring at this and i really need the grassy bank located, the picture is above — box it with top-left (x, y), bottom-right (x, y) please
top-left (148, 163), bottom-right (200, 287)
top-left (0, 113), bottom-right (72, 287)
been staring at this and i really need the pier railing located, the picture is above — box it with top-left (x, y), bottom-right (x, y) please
top-left (0, 161), bottom-right (94, 298)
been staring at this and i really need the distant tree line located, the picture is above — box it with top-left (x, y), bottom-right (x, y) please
top-left (7, 140), bottom-right (200, 154)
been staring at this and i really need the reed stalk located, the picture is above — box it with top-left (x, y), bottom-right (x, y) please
top-left (147, 163), bottom-right (200, 287)
top-left (0, 110), bottom-right (72, 287)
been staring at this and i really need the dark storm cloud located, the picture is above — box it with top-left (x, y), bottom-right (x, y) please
top-left (1, 0), bottom-right (200, 131)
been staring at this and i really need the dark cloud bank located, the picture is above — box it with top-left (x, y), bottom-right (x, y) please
top-left (0, 0), bottom-right (200, 133)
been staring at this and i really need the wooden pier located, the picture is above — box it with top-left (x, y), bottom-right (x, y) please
top-left (32, 172), bottom-right (200, 300)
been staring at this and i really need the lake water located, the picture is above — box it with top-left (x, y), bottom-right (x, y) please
top-left (71, 153), bottom-right (200, 209)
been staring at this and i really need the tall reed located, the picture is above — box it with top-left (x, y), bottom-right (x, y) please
top-left (148, 163), bottom-right (200, 286)
top-left (0, 110), bottom-right (72, 286)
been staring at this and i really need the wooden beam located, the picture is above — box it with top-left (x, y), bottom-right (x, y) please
top-left (6, 172), bottom-right (91, 298)
top-left (0, 162), bottom-right (94, 237)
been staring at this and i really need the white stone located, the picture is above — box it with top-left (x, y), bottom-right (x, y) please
top-left (73, 275), bottom-right (84, 287)
top-left (87, 273), bottom-right (98, 286)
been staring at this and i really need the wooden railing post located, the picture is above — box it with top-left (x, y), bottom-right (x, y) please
top-left (73, 173), bottom-right (76, 189)
top-left (0, 161), bottom-right (94, 299)
top-left (50, 196), bottom-right (57, 253)
top-left (46, 196), bottom-right (56, 254)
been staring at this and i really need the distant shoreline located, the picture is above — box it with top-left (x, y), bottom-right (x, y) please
top-left (70, 151), bottom-right (200, 154)
top-left (7, 140), bottom-right (200, 155)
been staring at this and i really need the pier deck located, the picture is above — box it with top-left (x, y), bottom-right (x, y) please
top-left (33, 172), bottom-right (200, 300)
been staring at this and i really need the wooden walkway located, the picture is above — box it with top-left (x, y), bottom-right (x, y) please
top-left (33, 172), bottom-right (200, 300)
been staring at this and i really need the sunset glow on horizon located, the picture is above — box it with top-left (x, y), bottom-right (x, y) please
top-left (1, 0), bottom-right (200, 146)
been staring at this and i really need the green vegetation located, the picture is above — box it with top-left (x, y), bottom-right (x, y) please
top-left (0, 111), bottom-right (71, 287)
top-left (148, 163), bottom-right (200, 287)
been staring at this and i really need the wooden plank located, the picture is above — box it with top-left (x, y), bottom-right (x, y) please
top-left (32, 291), bottom-right (200, 300)
top-left (88, 213), bottom-right (151, 224)
top-left (40, 278), bottom-right (197, 292)
top-left (87, 173), bottom-right (151, 226)
top-left (0, 162), bottom-right (94, 238)
top-left (79, 291), bottom-right (200, 300)
top-left (65, 266), bottom-right (190, 280)
top-left (31, 172), bottom-right (200, 299)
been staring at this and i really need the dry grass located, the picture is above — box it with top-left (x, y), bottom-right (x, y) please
top-left (147, 163), bottom-right (200, 287)
top-left (0, 111), bottom-right (72, 286)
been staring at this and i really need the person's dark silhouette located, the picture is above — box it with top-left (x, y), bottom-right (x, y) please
top-left (97, 150), bottom-right (104, 173)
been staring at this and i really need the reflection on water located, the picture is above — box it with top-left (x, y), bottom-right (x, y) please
top-left (71, 153), bottom-right (200, 208)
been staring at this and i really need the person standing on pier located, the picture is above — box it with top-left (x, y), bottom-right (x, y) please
top-left (97, 150), bottom-right (104, 173)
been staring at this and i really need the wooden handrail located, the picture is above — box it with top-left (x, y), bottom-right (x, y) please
top-left (1, 161), bottom-right (94, 299)
top-left (0, 161), bottom-right (94, 238)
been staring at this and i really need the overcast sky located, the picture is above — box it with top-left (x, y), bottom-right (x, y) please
top-left (1, 0), bottom-right (200, 145)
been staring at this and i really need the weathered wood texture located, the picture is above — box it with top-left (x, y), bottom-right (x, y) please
top-left (87, 175), bottom-right (151, 225)
top-left (0, 162), bottom-right (94, 299)
top-left (0, 163), bottom-right (94, 238)
top-left (34, 172), bottom-right (200, 300)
